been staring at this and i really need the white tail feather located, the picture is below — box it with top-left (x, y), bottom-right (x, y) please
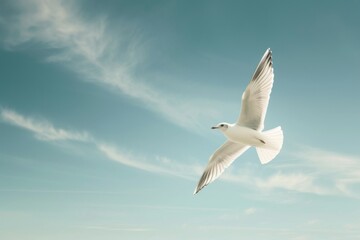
top-left (256, 126), bottom-right (283, 164)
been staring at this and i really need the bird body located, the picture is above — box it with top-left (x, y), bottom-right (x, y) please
top-left (223, 124), bottom-right (267, 147)
top-left (194, 49), bottom-right (284, 194)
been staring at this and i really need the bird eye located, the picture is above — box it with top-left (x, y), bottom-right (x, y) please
top-left (220, 124), bottom-right (224, 127)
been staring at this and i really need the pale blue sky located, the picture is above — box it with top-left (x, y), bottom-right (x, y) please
top-left (1, 0), bottom-right (360, 239)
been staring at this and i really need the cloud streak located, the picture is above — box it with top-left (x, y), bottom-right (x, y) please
top-left (221, 168), bottom-right (336, 197)
top-left (291, 147), bottom-right (360, 197)
top-left (0, 0), bottom-right (218, 130)
top-left (0, 108), bottom-right (198, 180)
top-left (0, 108), bottom-right (91, 141)
top-left (244, 208), bottom-right (256, 215)
top-left (2, 108), bottom-right (360, 198)
top-left (98, 144), bottom-right (197, 180)
top-left (211, 146), bottom-right (360, 197)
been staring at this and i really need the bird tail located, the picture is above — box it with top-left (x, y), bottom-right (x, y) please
top-left (256, 126), bottom-right (283, 164)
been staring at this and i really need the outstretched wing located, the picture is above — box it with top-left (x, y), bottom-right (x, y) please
top-left (194, 141), bottom-right (250, 194)
top-left (237, 49), bottom-right (274, 131)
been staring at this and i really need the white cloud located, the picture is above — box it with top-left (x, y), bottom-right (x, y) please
top-left (0, 108), bottom-right (198, 180)
top-left (98, 144), bottom-right (197, 180)
top-left (216, 147), bottom-right (360, 197)
top-left (3, 108), bottom-right (360, 198)
top-left (0, 108), bottom-right (91, 142)
top-left (75, 143), bottom-right (360, 197)
top-left (1, 0), bottom-right (218, 130)
top-left (216, 164), bottom-right (333, 196)
top-left (244, 208), bottom-right (256, 215)
top-left (291, 147), bottom-right (360, 197)
top-left (254, 172), bottom-right (333, 195)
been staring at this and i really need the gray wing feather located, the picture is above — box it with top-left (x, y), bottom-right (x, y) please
top-left (237, 49), bottom-right (274, 131)
top-left (194, 141), bottom-right (250, 194)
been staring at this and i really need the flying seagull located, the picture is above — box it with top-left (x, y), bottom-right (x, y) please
top-left (194, 49), bottom-right (283, 194)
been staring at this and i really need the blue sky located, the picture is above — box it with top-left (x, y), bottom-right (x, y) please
top-left (1, 0), bottom-right (360, 239)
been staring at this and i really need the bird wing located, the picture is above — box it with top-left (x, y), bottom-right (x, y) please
top-left (194, 141), bottom-right (250, 194)
top-left (237, 48), bottom-right (274, 131)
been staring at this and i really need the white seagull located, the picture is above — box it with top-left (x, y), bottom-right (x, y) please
top-left (194, 49), bottom-right (283, 194)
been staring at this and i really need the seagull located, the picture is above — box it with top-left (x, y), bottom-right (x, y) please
top-left (194, 49), bottom-right (283, 194)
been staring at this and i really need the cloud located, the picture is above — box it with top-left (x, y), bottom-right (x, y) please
top-left (217, 164), bottom-right (333, 197)
top-left (78, 144), bottom-right (360, 197)
top-left (217, 149), bottom-right (359, 197)
top-left (244, 208), bottom-right (256, 215)
top-left (0, 108), bottom-right (91, 141)
top-left (98, 143), bottom-right (197, 180)
top-left (0, 0), bottom-right (218, 130)
top-left (230, 146), bottom-right (360, 198)
top-left (2, 108), bottom-right (360, 198)
top-left (254, 172), bottom-right (333, 195)
top-left (291, 147), bottom-right (360, 197)
top-left (0, 108), bottom-right (198, 179)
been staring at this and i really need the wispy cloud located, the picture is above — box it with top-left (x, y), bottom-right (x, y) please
top-left (0, 108), bottom-right (91, 141)
top-left (254, 172), bottom-right (333, 195)
top-left (244, 207), bottom-right (256, 215)
top-left (0, 0), bottom-right (218, 130)
top-left (215, 146), bottom-right (360, 197)
top-left (0, 108), bottom-right (198, 179)
top-left (83, 145), bottom-right (360, 197)
top-left (98, 144), bottom-right (197, 180)
top-left (229, 146), bottom-right (360, 197)
top-left (2, 108), bottom-right (360, 198)
top-left (221, 168), bottom-right (335, 197)
top-left (291, 147), bottom-right (360, 197)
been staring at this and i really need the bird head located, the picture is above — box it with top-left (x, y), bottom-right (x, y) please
top-left (211, 122), bottom-right (229, 131)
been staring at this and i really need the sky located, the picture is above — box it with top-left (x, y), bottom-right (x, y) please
top-left (0, 0), bottom-right (360, 239)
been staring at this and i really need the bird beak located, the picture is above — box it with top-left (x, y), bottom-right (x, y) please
top-left (211, 126), bottom-right (218, 129)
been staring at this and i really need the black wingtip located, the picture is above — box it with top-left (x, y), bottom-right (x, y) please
top-left (251, 48), bottom-right (273, 81)
top-left (265, 48), bottom-right (272, 58)
top-left (193, 185), bottom-right (202, 195)
top-left (194, 181), bottom-right (207, 195)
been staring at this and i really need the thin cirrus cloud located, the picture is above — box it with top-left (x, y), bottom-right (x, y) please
top-left (255, 172), bottom-right (331, 195)
top-left (2, 107), bottom-right (360, 198)
top-left (291, 147), bottom-right (360, 198)
top-left (0, 108), bottom-right (197, 180)
top-left (0, 0), bottom-right (218, 131)
top-left (212, 149), bottom-right (360, 197)
top-left (1, 108), bottom-right (91, 142)
top-left (244, 208), bottom-right (257, 215)
top-left (98, 144), bottom-right (198, 180)
top-left (222, 168), bottom-right (335, 197)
